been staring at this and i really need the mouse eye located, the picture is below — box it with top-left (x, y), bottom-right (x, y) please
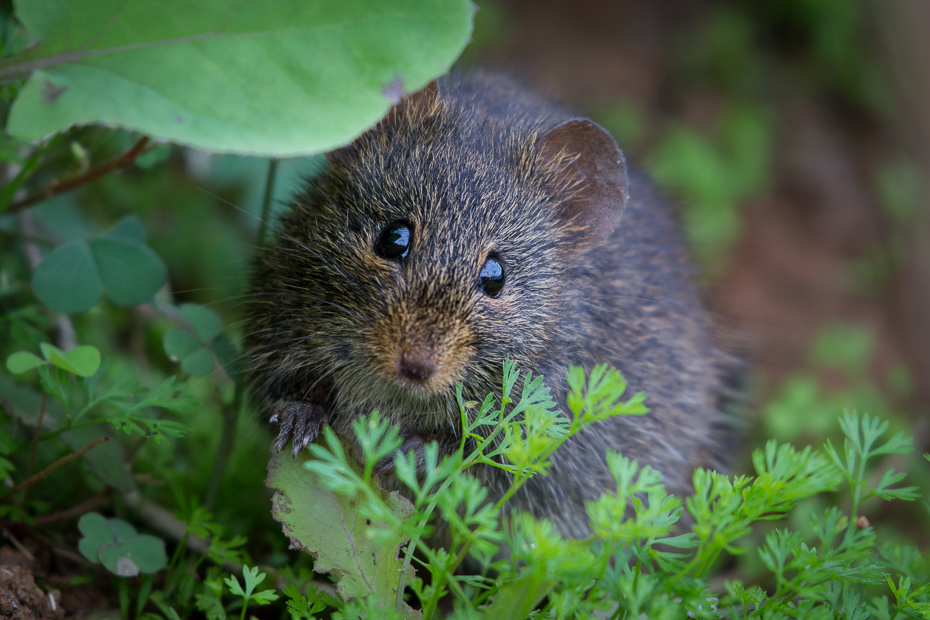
top-left (479, 255), bottom-right (505, 298)
top-left (376, 222), bottom-right (412, 260)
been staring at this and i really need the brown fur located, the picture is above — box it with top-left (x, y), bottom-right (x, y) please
top-left (244, 71), bottom-right (735, 538)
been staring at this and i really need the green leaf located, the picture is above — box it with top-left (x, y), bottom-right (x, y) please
top-left (0, 373), bottom-right (135, 492)
top-left (224, 574), bottom-right (246, 598)
top-left (61, 345), bottom-right (101, 377)
top-left (134, 144), bottom-right (171, 169)
top-left (181, 348), bottom-right (215, 377)
top-left (265, 444), bottom-right (414, 604)
top-left (89, 238), bottom-right (166, 307)
top-left (211, 334), bottom-right (241, 378)
top-left (163, 329), bottom-right (202, 361)
top-left (105, 215), bottom-right (147, 244)
top-left (99, 535), bottom-right (167, 576)
top-left (241, 565), bottom-right (266, 599)
top-left (178, 303), bottom-right (223, 342)
top-left (77, 512), bottom-right (113, 562)
top-left (38, 343), bottom-right (100, 376)
top-left (6, 351), bottom-right (45, 374)
top-left (77, 512), bottom-right (167, 577)
top-left (164, 329), bottom-right (214, 376)
top-left (4, 0), bottom-right (475, 157)
top-left (485, 575), bottom-right (556, 620)
top-left (32, 240), bottom-right (102, 313)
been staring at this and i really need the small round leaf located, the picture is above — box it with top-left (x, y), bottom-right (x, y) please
top-left (211, 334), bottom-right (241, 379)
top-left (39, 342), bottom-right (100, 377)
top-left (59, 345), bottom-right (101, 377)
top-left (105, 215), bottom-right (147, 244)
top-left (89, 238), bottom-right (166, 307)
top-left (123, 535), bottom-right (168, 574)
top-left (180, 347), bottom-right (214, 377)
top-left (77, 513), bottom-right (166, 577)
top-left (99, 534), bottom-right (167, 576)
top-left (77, 512), bottom-right (112, 564)
top-left (107, 518), bottom-right (139, 543)
top-left (163, 329), bottom-right (201, 362)
top-left (32, 241), bottom-right (102, 314)
top-left (6, 351), bottom-right (45, 374)
top-left (178, 303), bottom-right (223, 342)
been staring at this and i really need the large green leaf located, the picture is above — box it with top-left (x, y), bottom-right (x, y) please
top-left (32, 240), bottom-right (102, 314)
top-left (266, 447), bottom-right (416, 611)
top-left (3, 0), bottom-right (475, 157)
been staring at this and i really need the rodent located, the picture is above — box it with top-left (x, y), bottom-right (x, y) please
top-left (244, 71), bottom-right (735, 538)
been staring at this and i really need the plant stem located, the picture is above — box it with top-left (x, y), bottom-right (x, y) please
top-left (38, 418), bottom-right (106, 442)
top-left (2, 436), bottom-right (109, 502)
top-left (256, 158), bottom-right (278, 247)
top-left (118, 579), bottom-right (130, 620)
top-left (3, 136), bottom-right (151, 215)
top-left (0, 135), bottom-right (63, 210)
top-left (23, 392), bottom-right (47, 504)
top-left (205, 388), bottom-right (242, 510)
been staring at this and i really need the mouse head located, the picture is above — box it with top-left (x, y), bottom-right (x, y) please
top-left (249, 79), bottom-right (628, 433)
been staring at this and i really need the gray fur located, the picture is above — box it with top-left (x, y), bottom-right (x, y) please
top-left (244, 71), bottom-right (734, 538)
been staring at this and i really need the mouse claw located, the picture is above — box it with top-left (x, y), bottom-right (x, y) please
top-left (271, 401), bottom-right (329, 456)
top-left (373, 433), bottom-right (426, 475)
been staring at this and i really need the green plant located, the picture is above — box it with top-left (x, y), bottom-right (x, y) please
top-left (267, 362), bottom-right (929, 619)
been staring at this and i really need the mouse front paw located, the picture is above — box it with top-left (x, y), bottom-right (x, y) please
top-left (373, 433), bottom-right (426, 475)
top-left (270, 401), bottom-right (330, 456)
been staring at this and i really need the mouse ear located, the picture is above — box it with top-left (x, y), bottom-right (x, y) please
top-left (327, 80), bottom-right (440, 165)
top-left (538, 119), bottom-right (628, 251)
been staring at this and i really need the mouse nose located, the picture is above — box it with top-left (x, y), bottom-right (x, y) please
top-left (398, 350), bottom-right (437, 383)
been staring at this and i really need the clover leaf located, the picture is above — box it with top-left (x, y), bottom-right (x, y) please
top-left (78, 512), bottom-right (167, 577)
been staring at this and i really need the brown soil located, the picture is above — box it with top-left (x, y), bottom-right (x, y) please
top-left (0, 547), bottom-right (64, 620)
top-left (0, 546), bottom-right (107, 619)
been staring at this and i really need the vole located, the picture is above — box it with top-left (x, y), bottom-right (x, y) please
top-left (244, 71), bottom-right (734, 538)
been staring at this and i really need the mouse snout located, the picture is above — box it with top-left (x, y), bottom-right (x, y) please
top-left (397, 349), bottom-right (437, 383)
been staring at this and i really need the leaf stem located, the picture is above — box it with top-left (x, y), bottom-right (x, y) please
top-left (2, 136), bottom-right (151, 215)
top-left (38, 418), bottom-right (105, 442)
top-left (23, 392), bottom-right (47, 504)
top-left (256, 158), bottom-right (278, 246)
top-left (205, 388), bottom-right (242, 510)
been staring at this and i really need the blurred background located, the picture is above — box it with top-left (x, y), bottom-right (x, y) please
top-left (467, 0), bottom-right (930, 464)
top-left (3, 0), bottom-right (929, 589)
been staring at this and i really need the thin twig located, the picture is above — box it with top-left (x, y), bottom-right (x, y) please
top-left (2, 436), bottom-right (110, 502)
top-left (3, 137), bottom-right (151, 215)
top-left (0, 526), bottom-right (35, 561)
